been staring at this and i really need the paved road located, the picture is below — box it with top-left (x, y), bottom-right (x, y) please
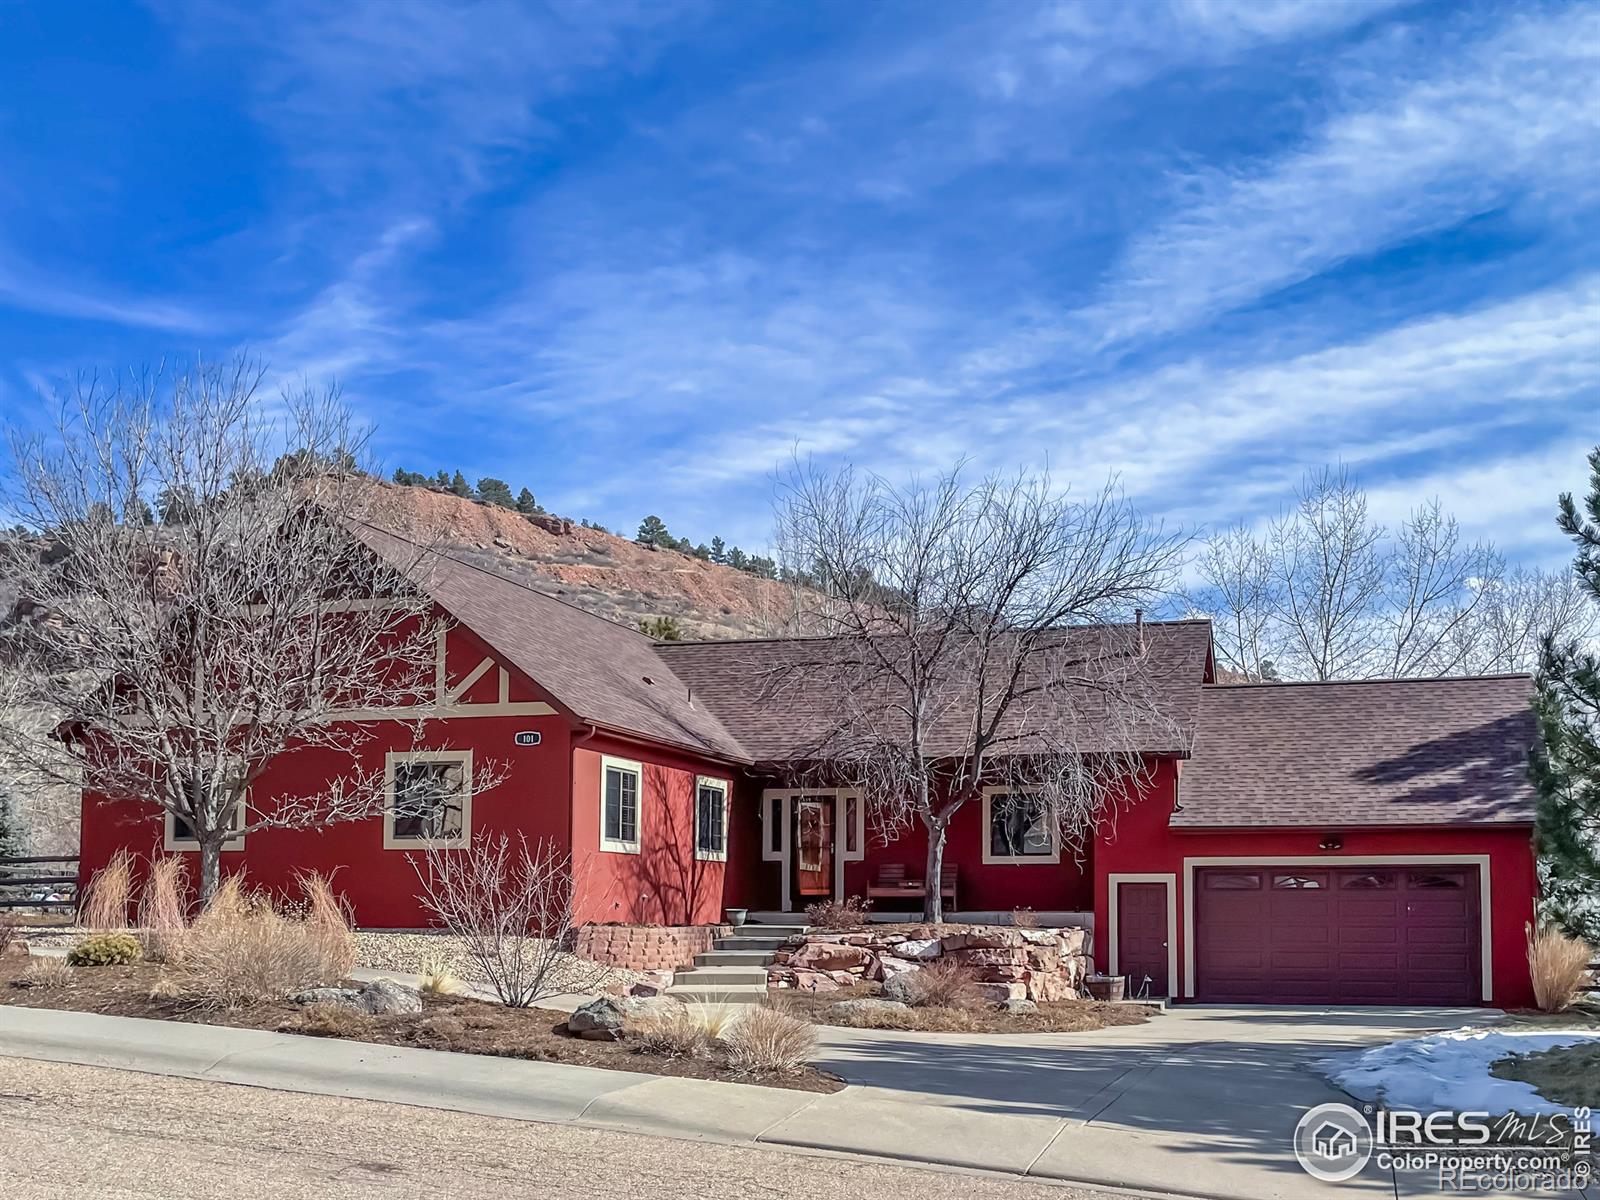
top-left (0, 1057), bottom-right (1115, 1200)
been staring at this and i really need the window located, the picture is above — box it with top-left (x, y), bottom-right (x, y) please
top-left (695, 777), bottom-right (728, 861)
top-left (768, 796), bottom-right (784, 853)
top-left (1273, 873), bottom-right (1325, 889)
top-left (384, 750), bottom-right (471, 849)
top-left (843, 794), bottom-right (860, 855)
top-left (1204, 872), bottom-right (1262, 890)
top-left (164, 778), bottom-right (247, 852)
top-left (1409, 870), bottom-right (1465, 890)
top-left (601, 756), bottom-right (641, 853)
top-left (982, 789), bottom-right (1058, 864)
top-left (1341, 871), bottom-right (1396, 890)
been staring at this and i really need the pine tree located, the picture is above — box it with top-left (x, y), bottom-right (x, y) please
top-left (709, 536), bottom-right (726, 564)
top-left (638, 615), bottom-right (685, 641)
top-left (637, 515), bottom-right (672, 547)
top-left (434, 470), bottom-right (451, 489)
top-left (725, 546), bottom-right (749, 572)
top-left (124, 497), bottom-right (154, 526)
top-left (516, 488), bottom-right (540, 515)
top-left (157, 485), bottom-right (196, 525)
top-left (477, 477), bottom-right (515, 508)
top-left (450, 471), bottom-right (473, 498)
top-left (1531, 446), bottom-right (1600, 941)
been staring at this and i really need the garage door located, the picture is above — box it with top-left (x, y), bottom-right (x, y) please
top-left (1194, 865), bottom-right (1481, 1004)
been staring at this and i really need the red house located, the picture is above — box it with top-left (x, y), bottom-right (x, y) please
top-left (79, 531), bottom-right (1541, 1007)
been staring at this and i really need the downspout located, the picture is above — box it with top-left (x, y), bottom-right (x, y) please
top-left (571, 721), bottom-right (599, 857)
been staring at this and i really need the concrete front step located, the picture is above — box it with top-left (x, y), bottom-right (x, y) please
top-left (669, 965), bottom-right (770, 987)
top-left (728, 923), bottom-right (807, 936)
top-left (663, 986), bottom-right (768, 1004)
top-left (712, 936), bottom-right (788, 952)
top-left (695, 949), bottom-right (775, 967)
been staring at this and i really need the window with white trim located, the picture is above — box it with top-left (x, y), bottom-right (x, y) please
top-left (695, 777), bottom-right (728, 861)
top-left (384, 750), bottom-right (471, 849)
top-left (601, 756), bottom-right (642, 853)
top-left (982, 789), bottom-right (1058, 863)
top-left (165, 778), bottom-right (247, 852)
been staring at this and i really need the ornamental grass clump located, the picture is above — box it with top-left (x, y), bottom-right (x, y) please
top-left (1527, 922), bottom-right (1594, 1014)
top-left (161, 874), bottom-right (353, 1009)
top-left (725, 1002), bottom-right (817, 1075)
top-left (80, 848), bottom-right (135, 931)
top-left (136, 856), bottom-right (190, 963)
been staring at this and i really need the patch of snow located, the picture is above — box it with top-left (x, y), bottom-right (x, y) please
top-left (1320, 1027), bottom-right (1600, 1116)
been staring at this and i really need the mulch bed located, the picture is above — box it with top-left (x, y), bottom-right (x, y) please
top-left (780, 982), bottom-right (1155, 1033)
top-left (0, 957), bottom-right (842, 1094)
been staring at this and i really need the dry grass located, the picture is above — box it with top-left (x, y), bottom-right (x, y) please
top-left (784, 984), bottom-right (1154, 1034)
top-left (21, 956), bottom-right (75, 989)
top-left (417, 957), bottom-right (462, 996)
top-left (1010, 907), bottom-right (1039, 929)
top-left (137, 856), bottom-right (190, 963)
top-left (902, 957), bottom-right (980, 1009)
top-left (627, 1004), bottom-right (711, 1058)
top-left (1527, 922), bottom-right (1593, 1013)
top-left (296, 871), bottom-right (356, 980)
top-left (160, 878), bottom-right (351, 1009)
top-left (293, 1000), bottom-right (373, 1039)
top-left (80, 848), bottom-right (135, 931)
top-left (725, 1002), bottom-right (817, 1075)
top-left (1491, 1039), bottom-right (1600, 1107)
top-left (804, 895), bottom-right (871, 929)
top-left (0, 915), bottom-right (17, 957)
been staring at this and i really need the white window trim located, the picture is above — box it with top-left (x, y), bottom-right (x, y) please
top-left (1180, 854), bottom-right (1492, 1002)
top-left (1106, 873), bottom-right (1177, 998)
top-left (694, 776), bottom-right (730, 862)
top-left (383, 749), bottom-right (473, 850)
top-left (980, 786), bottom-right (1060, 865)
top-left (600, 755), bottom-right (643, 854)
top-left (164, 793), bottom-right (248, 853)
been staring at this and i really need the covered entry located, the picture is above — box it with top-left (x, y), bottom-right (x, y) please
top-left (1192, 862), bottom-right (1484, 1005)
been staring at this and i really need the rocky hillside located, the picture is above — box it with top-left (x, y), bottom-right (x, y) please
top-left (374, 482), bottom-right (800, 641)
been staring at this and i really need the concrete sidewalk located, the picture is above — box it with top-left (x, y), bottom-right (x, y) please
top-left (0, 1003), bottom-right (1564, 1200)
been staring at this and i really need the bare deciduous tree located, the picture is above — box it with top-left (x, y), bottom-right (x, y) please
top-left (409, 833), bottom-right (607, 1007)
top-left (774, 461), bottom-right (1187, 923)
top-left (1186, 466), bottom-right (1595, 681)
top-left (0, 359), bottom-right (460, 900)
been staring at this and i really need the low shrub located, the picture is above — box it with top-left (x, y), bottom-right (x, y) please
top-left (0, 915), bottom-right (17, 957)
top-left (725, 1002), bottom-right (817, 1074)
top-left (68, 932), bottom-right (144, 966)
top-left (296, 871), bottom-right (356, 980)
top-left (1527, 922), bottom-right (1593, 1013)
top-left (805, 895), bottom-right (871, 929)
top-left (21, 957), bottom-right (75, 989)
top-left (295, 1001), bottom-right (371, 1039)
top-left (903, 957), bottom-right (979, 1009)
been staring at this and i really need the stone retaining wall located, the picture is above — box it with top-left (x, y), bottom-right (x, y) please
top-left (768, 924), bottom-right (1092, 1003)
top-left (575, 924), bottom-right (732, 971)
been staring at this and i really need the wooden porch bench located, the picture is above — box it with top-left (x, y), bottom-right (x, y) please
top-left (865, 862), bottom-right (958, 911)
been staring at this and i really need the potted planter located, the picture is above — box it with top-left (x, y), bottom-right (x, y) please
top-left (1085, 974), bottom-right (1126, 1002)
top-left (724, 907), bottom-right (749, 927)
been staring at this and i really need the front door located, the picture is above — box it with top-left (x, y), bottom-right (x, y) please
top-left (1118, 882), bottom-right (1171, 998)
top-left (791, 796), bottom-right (835, 909)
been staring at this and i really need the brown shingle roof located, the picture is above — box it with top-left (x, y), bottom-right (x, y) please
top-left (655, 619), bottom-right (1214, 763)
top-left (354, 524), bottom-right (748, 762)
top-left (1175, 675), bottom-right (1536, 828)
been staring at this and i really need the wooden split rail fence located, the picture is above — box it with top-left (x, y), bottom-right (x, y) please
top-left (0, 855), bottom-right (79, 908)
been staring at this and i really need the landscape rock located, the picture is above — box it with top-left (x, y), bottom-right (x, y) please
top-left (893, 938), bottom-right (943, 960)
top-left (359, 978), bottom-right (423, 1015)
top-left (568, 996), bottom-right (627, 1040)
top-left (787, 941), bottom-right (875, 973)
top-left (830, 998), bottom-right (909, 1019)
top-left (998, 998), bottom-right (1039, 1015)
top-left (292, 986), bottom-right (364, 1008)
top-left (1, 939), bottom-right (29, 960)
top-left (881, 973), bottom-right (918, 1005)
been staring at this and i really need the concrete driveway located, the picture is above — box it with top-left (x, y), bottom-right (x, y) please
top-left (811, 1005), bottom-right (1543, 1199)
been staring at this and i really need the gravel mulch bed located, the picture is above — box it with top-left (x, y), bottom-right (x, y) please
top-left (781, 982), bottom-right (1156, 1033)
top-left (0, 957), bottom-right (841, 1093)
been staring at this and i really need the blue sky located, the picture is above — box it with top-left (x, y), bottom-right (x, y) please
top-left (0, 0), bottom-right (1595, 562)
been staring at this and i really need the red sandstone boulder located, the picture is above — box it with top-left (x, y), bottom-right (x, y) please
top-left (788, 941), bottom-right (876, 973)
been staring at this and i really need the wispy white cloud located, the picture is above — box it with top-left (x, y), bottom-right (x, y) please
top-left (1072, 6), bottom-right (1600, 350)
top-left (0, 251), bottom-right (216, 333)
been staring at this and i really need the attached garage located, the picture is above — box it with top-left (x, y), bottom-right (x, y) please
top-left (1193, 863), bottom-right (1483, 1005)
